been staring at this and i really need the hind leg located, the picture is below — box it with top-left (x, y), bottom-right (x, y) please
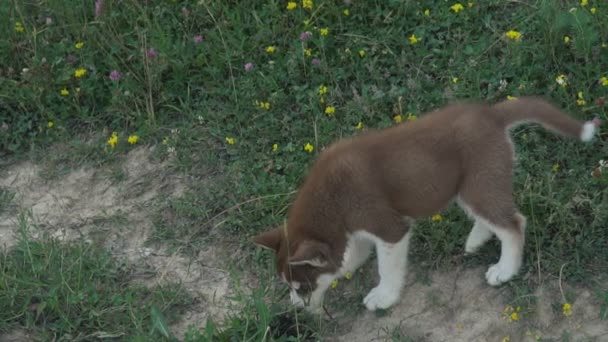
top-left (483, 213), bottom-right (526, 285)
top-left (459, 140), bottom-right (525, 285)
top-left (465, 219), bottom-right (494, 254)
top-left (460, 199), bottom-right (526, 286)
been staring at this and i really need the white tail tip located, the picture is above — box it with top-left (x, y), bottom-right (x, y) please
top-left (580, 121), bottom-right (597, 142)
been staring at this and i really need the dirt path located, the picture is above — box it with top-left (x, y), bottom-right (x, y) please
top-left (331, 267), bottom-right (607, 341)
top-left (1, 149), bottom-right (606, 341)
top-left (0, 148), bottom-right (232, 338)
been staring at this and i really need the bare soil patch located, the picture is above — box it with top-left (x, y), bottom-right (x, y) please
top-left (334, 266), bottom-right (607, 341)
top-left (0, 147), bottom-right (232, 338)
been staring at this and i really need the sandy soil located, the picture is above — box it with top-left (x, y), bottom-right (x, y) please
top-left (332, 266), bottom-right (607, 341)
top-left (0, 147), bottom-right (231, 339)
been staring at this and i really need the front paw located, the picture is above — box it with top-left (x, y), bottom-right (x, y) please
top-left (363, 286), bottom-right (400, 311)
top-left (485, 263), bottom-right (516, 286)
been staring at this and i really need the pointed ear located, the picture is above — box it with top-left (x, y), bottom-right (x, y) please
top-left (288, 240), bottom-right (330, 268)
top-left (252, 227), bottom-right (283, 253)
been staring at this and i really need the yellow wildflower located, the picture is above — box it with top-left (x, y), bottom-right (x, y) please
top-left (107, 132), bottom-right (118, 149)
top-left (318, 85), bottom-right (328, 96)
top-left (128, 135), bottom-right (139, 144)
top-left (47, 121), bottom-right (54, 128)
top-left (358, 49), bottom-right (366, 57)
top-left (286, 2), bottom-right (297, 10)
top-left (343, 9), bottom-right (350, 16)
top-left (451, 3), bottom-right (465, 13)
top-left (555, 74), bottom-right (568, 87)
top-left (355, 121), bottom-right (363, 130)
top-left (302, 0), bottom-right (313, 10)
top-left (14, 22), bottom-right (24, 33)
top-left (265, 45), bottom-right (276, 53)
top-left (344, 272), bottom-right (352, 280)
top-left (409, 34), bottom-right (420, 45)
top-left (407, 113), bottom-right (417, 121)
top-left (563, 303), bottom-right (573, 317)
top-left (74, 68), bottom-right (87, 78)
top-left (60, 88), bottom-right (69, 96)
top-left (503, 305), bottom-right (522, 322)
top-left (507, 95), bottom-right (517, 101)
top-left (272, 143), bottom-right (278, 152)
top-left (432, 214), bottom-right (443, 222)
top-left (580, 0), bottom-right (588, 7)
top-left (225, 136), bottom-right (235, 145)
top-left (393, 114), bottom-right (403, 124)
top-left (468, 2), bottom-right (474, 7)
top-left (319, 27), bottom-right (329, 36)
top-left (75, 41), bottom-right (84, 49)
top-left (590, 7), bottom-right (596, 14)
top-left (424, 9), bottom-right (430, 16)
top-left (600, 76), bottom-right (608, 86)
top-left (305, 48), bottom-right (312, 57)
top-left (552, 163), bottom-right (560, 172)
top-left (564, 36), bottom-right (571, 44)
top-left (256, 100), bottom-right (271, 110)
top-left (331, 279), bottom-right (339, 289)
top-left (501, 337), bottom-right (510, 342)
top-left (452, 77), bottom-right (459, 84)
top-left (576, 91), bottom-right (586, 106)
top-left (505, 30), bottom-right (522, 42)
top-left (304, 142), bottom-right (314, 153)
top-left (325, 106), bottom-right (336, 116)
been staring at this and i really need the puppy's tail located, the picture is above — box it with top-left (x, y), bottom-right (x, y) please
top-left (493, 96), bottom-right (600, 142)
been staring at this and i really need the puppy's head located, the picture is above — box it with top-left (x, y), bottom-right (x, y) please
top-left (253, 225), bottom-right (334, 309)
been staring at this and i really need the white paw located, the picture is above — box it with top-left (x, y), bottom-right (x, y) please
top-left (485, 263), bottom-right (516, 286)
top-left (363, 286), bottom-right (400, 311)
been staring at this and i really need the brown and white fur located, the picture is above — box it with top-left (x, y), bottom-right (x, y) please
top-left (253, 96), bottom-right (600, 313)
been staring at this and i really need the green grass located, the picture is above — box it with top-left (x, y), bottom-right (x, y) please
top-left (2, 0), bottom-right (608, 340)
top-left (0, 214), bottom-right (190, 341)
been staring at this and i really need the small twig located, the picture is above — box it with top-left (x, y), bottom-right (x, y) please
top-left (558, 262), bottom-right (568, 302)
top-left (261, 326), bottom-right (270, 342)
top-left (313, 119), bottom-right (319, 152)
top-left (203, 191), bottom-right (296, 230)
top-left (323, 305), bottom-right (334, 320)
top-left (506, 0), bottom-right (538, 8)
